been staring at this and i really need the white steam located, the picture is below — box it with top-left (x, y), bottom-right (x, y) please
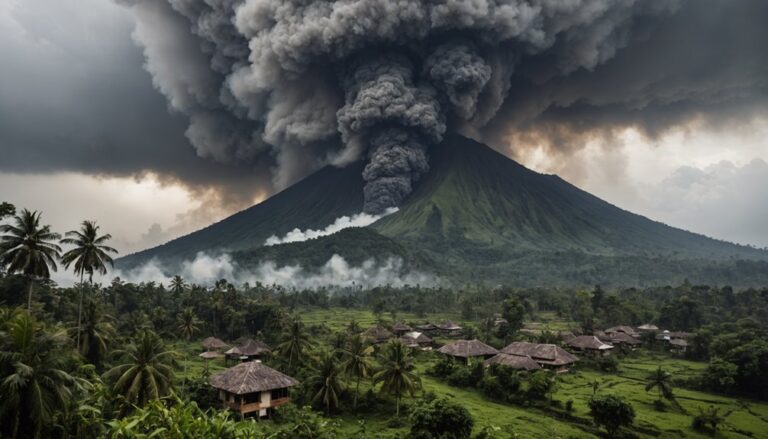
top-left (106, 251), bottom-right (435, 289)
top-left (264, 208), bottom-right (398, 246)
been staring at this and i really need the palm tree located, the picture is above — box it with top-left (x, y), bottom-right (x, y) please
top-left (276, 317), bottom-right (312, 370)
top-left (373, 340), bottom-right (421, 418)
top-left (170, 275), bottom-right (187, 299)
top-left (645, 366), bottom-right (674, 404)
top-left (0, 311), bottom-right (79, 439)
top-left (0, 209), bottom-right (62, 312)
top-left (77, 299), bottom-right (115, 369)
top-left (176, 307), bottom-right (200, 341)
top-left (341, 334), bottom-right (373, 411)
top-left (310, 351), bottom-right (344, 416)
top-left (61, 220), bottom-right (117, 351)
top-left (104, 330), bottom-right (176, 416)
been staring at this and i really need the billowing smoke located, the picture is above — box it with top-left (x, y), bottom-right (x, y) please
top-left (265, 207), bottom-right (397, 246)
top-left (122, 0), bottom-right (758, 213)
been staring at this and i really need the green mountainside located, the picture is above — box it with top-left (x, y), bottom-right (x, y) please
top-left (117, 134), bottom-right (768, 287)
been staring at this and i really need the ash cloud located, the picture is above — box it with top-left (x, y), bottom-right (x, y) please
top-left (124, 0), bottom-right (739, 214)
top-left (265, 208), bottom-right (397, 246)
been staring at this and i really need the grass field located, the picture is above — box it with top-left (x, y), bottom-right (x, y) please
top-left (174, 307), bottom-right (768, 438)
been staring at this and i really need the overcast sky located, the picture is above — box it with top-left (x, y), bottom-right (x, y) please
top-left (1, 0), bottom-right (767, 257)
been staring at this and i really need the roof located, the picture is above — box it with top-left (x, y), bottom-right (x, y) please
top-left (199, 351), bottom-right (224, 359)
top-left (391, 322), bottom-right (413, 332)
top-left (484, 353), bottom-right (541, 371)
top-left (607, 332), bottom-right (641, 345)
top-left (438, 320), bottom-right (463, 330)
top-left (210, 361), bottom-right (299, 395)
top-left (605, 326), bottom-right (638, 336)
top-left (437, 339), bottom-right (498, 358)
top-left (670, 339), bottom-right (689, 347)
top-left (637, 324), bottom-right (659, 331)
top-left (501, 342), bottom-right (578, 366)
top-left (201, 337), bottom-right (229, 350)
top-left (362, 325), bottom-right (393, 341)
top-left (668, 331), bottom-right (692, 339)
top-left (566, 336), bottom-right (614, 350)
top-left (415, 323), bottom-right (439, 331)
top-left (402, 331), bottom-right (432, 343)
top-left (226, 339), bottom-right (271, 356)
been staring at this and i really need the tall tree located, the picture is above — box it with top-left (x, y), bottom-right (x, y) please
top-left (176, 307), bottom-right (200, 388)
top-left (341, 334), bottom-right (373, 411)
top-left (61, 220), bottom-right (117, 351)
top-left (104, 330), bottom-right (176, 416)
top-left (0, 209), bottom-right (61, 312)
top-left (310, 351), bottom-right (344, 416)
top-left (374, 340), bottom-right (421, 417)
top-left (0, 311), bottom-right (79, 439)
top-left (276, 317), bottom-right (312, 370)
top-left (0, 202), bottom-right (15, 221)
top-left (645, 366), bottom-right (675, 404)
top-left (170, 275), bottom-right (187, 300)
top-left (78, 299), bottom-right (115, 369)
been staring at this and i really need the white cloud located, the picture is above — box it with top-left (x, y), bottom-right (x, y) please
top-left (264, 208), bottom-right (398, 246)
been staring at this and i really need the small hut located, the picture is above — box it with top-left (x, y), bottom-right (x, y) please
top-left (437, 320), bottom-right (463, 337)
top-left (501, 342), bottom-right (578, 373)
top-left (199, 351), bottom-right (224, 372)
top-left (201, 337), bottom-right (229, 352)
top-left (566, 336), bottom-right (614, 356)
top-left (210, 361), bottom-right (298, 418)
top-left (415, 323), bottom-right (440, 334)
top-left (637, 323), bottom-right (659, 332)
top-left (437, 339), bottom-right (498, 363)
top-left (604, 326), bottom-right (639, 337)
top-left (391, 322), bottom-right (413, 336)
top-left (484, 353), bottom-right (541, 371)
top-left (225, 339), bottom-right (272, 363)
top-left (602, 331), bottom-right (641, 347)
top-left (362, 325), bottom-right (393, 344)
top-left (669, 338), bottom-right (688, 353)
top-left (399, 331), bottom-right (432, 350)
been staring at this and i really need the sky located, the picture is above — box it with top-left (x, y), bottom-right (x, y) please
top-left (0, 0), bottom-right (767, 261)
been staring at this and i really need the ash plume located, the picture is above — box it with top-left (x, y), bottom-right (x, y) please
top-left (117, 0), bottom-right (767, 212)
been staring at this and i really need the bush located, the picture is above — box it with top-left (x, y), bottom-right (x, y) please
top-left (447, 367), bottom-right (474, 387)
top-left (588, 395), bottom-right (635, 438)
top-left (408, 397), bottom-right (474, 439)
top-left (431, 356), bottom-right (456, 378)
top-left (565, 399), bottom-right (574, 413)
top-left (480, 376), bottom-right (506, 401)
top-left (525, 370), bottom-right (556, 401)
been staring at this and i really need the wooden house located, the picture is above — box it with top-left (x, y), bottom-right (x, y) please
top-left (210, 361), bottom-right (298, 418)
top-left (438, 339), bottom-right (499, 363)
top-left (501, 342), bottom-right (578, 373)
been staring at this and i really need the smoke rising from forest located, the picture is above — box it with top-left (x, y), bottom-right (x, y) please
top-left (116, 0), bottom-right (768, 212)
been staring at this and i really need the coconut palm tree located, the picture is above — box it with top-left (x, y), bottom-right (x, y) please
top-left (176, 307), bottom-right (200, 341)
top-left (0, 311), bottom-right (79, 439)
top-left (61, 220), bottom-right (117, 351)
top-left (645, 366), bottom-right (674, 404)
top-left (276, 317), bottom-right (313, 370)
top-left (373, 340), bottom-right (421, 418)
top-left (170, 275), bottom-right (187, 299)
top-left (104, 329), bottom-right (176, 416)
top-left (0, 209), bottom-right (62, 312)
top-left (77, 299), bottom-right (115, 369)
top-left (310, 351), bottom-right (344, 416)
top-left (341, 334), bottom-right (373, 411)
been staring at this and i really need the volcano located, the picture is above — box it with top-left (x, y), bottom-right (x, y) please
top-left (117, 135), bottom-right (768, 287)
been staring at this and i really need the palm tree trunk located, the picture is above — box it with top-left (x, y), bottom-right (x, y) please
top-left (76, 272), bottom-right (84, 351)
top-left (396, 394), bottom-right (400, 418)
top-left (26, 277), bottom-right (34, 312)
top-left (12, 409), bottom-right (20, 439)
top-left (354, 375), bottom-right (361, 411)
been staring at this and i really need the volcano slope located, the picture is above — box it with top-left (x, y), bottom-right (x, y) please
top-left (118, 135), bottom-right (768, 287)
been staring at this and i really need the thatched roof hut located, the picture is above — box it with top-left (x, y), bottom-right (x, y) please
top-left (210, 361), bottom-right (299, 395)
top-left (605, 326), bottom-right (638, 336)
top-left (226, 339), bottom-right (271, 357)
top-left (391, 322), bottom-right (413, 335)
top-left (201, 337), bottom-right (229, 351)
top-left (501, 342), bottom-right (578, 370)
top-left (605, 332), bottom-right (641, 346)
top-left (566, 336), bottom-right (614, 352)
top-left (637, 323), bottom-right (659, 331)
top-left (362, 325), bottom-right (393, 343)
top-left (438, 339), bottom-right (498, 360)
top-left (484, 353), bottom-right (541, 371)
top-left (400, 331), bottom-right (432, 348)
top-left (438, 320), bottom-right (463, 331)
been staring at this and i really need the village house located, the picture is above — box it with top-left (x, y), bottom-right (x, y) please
top-left (201, 336), bottom-right (229, 352)
top-left (604, 326), bottom-right (639, 338)
top-left (437, 320), bottom-right (464, 337)
top-left (597, 331), bottom-right (641, 348)
top-left (438, 339), bottom-right (499, 364)
top-left (225, 339), bottom-right (272, 363)
top-left (566, 335), bottom-right (614, 356)
top-left (210, 361), bottom-right (298, 418)
top-left (484, 353), bottom-right (541, 371)
top-left (501, 342), bottom-right (578, 373)
top-left (362, 325), bottom-right (393, 344)
top-left (637, 323), bottom-right (659, 332)
top-left (399, 331), bottom-right (433, 350)
top-left (391, 322), bottom-right (413, 336)
top-left (415, 323), bottom-right (440, 334)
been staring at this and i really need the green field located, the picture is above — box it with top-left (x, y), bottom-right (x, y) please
top-left (177, 308), bottom-right (768, 438)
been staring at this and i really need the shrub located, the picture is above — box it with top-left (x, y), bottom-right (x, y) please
top-left (431, 356), bottom-right (456, 378)
top-left (447, 367), bottom-right (474, 387)
top-left (565, 399), bottom-right (574, 413)
top-left (525, 370), bottom-right (556, 401)
top-left (480, 376), bottom-right (506, 401)
top-left (408, 397), bottom-right (474, 439)
top-left (588, 395), bottom-right (635, 438)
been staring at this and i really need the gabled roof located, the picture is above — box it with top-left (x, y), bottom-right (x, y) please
top-left (670, 338), bottom-right (689, 347)
top-left (415, 323), bottom-right (439, 331)
top-left (438, 339), bottom-right (498, 358)
top-left (201, 337), bottom-right (229, 350)
top-left (225, 339), bottom-right (271, 356)
top-left (402, 331), bottom-right (432, 343)
top-left (566, 335), bottom-right (614, 350)
top-left (484, 353), bottom-right (541, 371)
top-left (210, 361), bottom-right (298, 395)
top-left (501, 342), bottom-right (578, 366)
top-left (607, 332), bottom-right (641, 345)
top-left (391, 322), bottom-right (413, 332)
top-left (438, 320), bottom-right (463, 330)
